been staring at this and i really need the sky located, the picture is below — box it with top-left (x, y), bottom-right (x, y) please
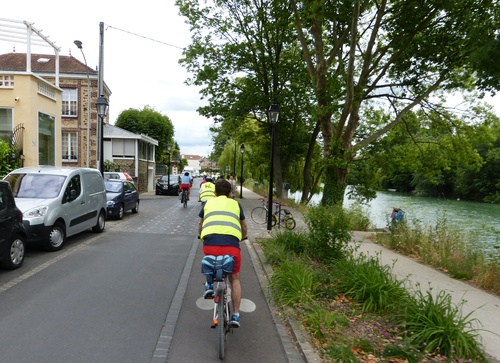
top-left (0, 0), bottom-right (213, 157)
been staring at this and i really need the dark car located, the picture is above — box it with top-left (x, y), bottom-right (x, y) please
top-left (0, 180), bottom-right (27, 270)
top-left (105, 180), bottom-right (139, 220)
top-left (156, 174), bottom-right (180, 196)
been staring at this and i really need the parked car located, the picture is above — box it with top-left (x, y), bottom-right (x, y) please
top-left (105, 180), bottom-right (139, 219)
top-left (3, 167), bottom-right (107, 251)
top-left (103, 172), bottom-right (133, 182)
top-left (0, 180), bottom-right (27, 270)
top-left (156, 174), bottom-right (180, 196)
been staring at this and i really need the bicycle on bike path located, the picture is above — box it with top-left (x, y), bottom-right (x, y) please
top-left (197, 179), bottom-right (248, 359)
top-left (179, 172), bottom-right (193, 208)
top-left (250, 197), bottom-right (296, 230)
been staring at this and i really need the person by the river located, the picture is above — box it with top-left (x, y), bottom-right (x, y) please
top-left (390, 207), bottom-right (404, 222)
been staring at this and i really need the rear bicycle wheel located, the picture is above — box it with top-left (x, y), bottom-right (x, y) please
top-left (251, 206), bottom-right (267, 224)
top-left (183, 192), bottom-right (188, 208)
top-left (216, 289), bottom-right (226, 359)
top-left (284, 216), bottom-right (296, 230)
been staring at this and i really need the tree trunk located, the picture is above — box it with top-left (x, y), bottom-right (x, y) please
top-left (322, 164), bottom-right (348, 206)
top-left (301, 120), bottom-right (322, 204)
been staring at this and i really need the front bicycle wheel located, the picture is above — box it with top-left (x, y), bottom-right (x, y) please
top-left (272, 213), bottom-right (278, 227)
top-left (251, 206), bottom-right (267, 224)
top-left (216, 289), bottom-right (226, 359)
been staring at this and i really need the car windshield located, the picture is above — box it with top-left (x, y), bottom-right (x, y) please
top-left (6, 174), bottom-right (66, 199)
top-left (105, 182), bottom-right (123, 193)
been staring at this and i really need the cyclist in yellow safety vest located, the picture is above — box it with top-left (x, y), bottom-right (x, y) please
top-left (198, 177), bottom-right (216, 205)
top-left (198, 179), bottom-right (248, 328)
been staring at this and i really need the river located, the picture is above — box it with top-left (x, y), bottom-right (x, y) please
top-left (287, 188), bottom-right (500, 253)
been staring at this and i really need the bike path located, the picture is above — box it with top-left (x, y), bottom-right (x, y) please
top-left (158, 186), bottom-right (306, 362)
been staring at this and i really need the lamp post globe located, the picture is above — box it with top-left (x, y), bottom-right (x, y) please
top-left (266, 103), bottom-right (280, 231)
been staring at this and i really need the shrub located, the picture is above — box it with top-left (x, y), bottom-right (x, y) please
top-left (345, 202), bottom-right (372, 231)
top-left (304, 205), bottom-right (352, 261)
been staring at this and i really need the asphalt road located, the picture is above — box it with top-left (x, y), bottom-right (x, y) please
top-left (0, 184), bottom-right (303, 363)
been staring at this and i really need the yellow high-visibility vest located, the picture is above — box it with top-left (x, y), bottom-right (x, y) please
top-left (199, 182), bottom-right (216, 201)
top-left (201, 196), bottom-right (242, 241)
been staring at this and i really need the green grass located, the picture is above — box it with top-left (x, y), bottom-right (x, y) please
top-left (401, 288), bottom-right (486, 362)
top-left (268, 257), bottom-right (319, 306)
top-left (331, 253), bottom-right (411, 313)
top-left (376, 219), bottom-right (500, 294)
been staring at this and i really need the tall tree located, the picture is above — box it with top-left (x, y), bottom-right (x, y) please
top-left (176, 0), bottom-right (316, 198)
top-left (176, 0), bottom-right (499, 205)
top-left (290, 0), bottom-right (499, 205)
top-left (115, 106), bottom-right (175, 162)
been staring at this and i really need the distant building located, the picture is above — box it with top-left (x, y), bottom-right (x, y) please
top-left (199, 157), bottom-right (219, 172)
top-left (180, 154), bottom-right (202, 176)
top-left (0, 19), bottom-right (158, 192)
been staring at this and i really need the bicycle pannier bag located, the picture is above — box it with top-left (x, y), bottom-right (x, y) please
top-left (202, 254), bottom-right (235, 282)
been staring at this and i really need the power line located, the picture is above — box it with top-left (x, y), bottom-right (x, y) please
top-left (105, 24), bottom-right (185, 50)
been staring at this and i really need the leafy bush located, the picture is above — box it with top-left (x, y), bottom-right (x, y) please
top-left (0, 140), bottom-right (19, 178)
top-left (304, 205), bottom-right (352, 261)
top-left (104, 160), bottom-right (120, 172)
top-left (345, 202), bottom-right (372, 231)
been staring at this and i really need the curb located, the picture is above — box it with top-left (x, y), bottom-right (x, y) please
top-left (246, 239), bottom-right (322, 363)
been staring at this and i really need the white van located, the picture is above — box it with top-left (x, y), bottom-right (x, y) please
top-left (3, 167), bottom-right (107, 251)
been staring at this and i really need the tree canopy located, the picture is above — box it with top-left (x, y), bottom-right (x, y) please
top-left (115, 106), bottom-right (175, 162)
top-left (176, 0), bottom-right (500, 205)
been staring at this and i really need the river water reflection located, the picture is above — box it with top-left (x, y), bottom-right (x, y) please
top-left (288, 189), bottom-right (500, 252)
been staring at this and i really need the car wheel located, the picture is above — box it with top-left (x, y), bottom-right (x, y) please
top-left (117, 204), bottom-right (124, 220)
top-left (92, 210), bottom-right (106, 233)
top-left (155, 189), bottom-right (159, 195)
top-left (46, 221), bottom-right (66, 251)
top-left (132, 201), bottom-right (139, 214)
top-left (0, 234), bottom-right (26, 270)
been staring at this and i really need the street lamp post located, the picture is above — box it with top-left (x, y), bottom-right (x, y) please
top-left (96, 95), bottom-right (109, 176)
top-left (166, 142), bottom-right (172, 192)
top-left (73, 40), bottom-right (91, 167)
top-left (267, 103), bottom-right (280, 231)
top-left (240, 143), bottom-right (245, 199)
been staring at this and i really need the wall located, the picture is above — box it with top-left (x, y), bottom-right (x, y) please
top-left (0, 73), bottom-right (62, 166)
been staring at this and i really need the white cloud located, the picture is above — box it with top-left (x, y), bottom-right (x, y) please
top-left (0, 0), bottom-right (214, 157)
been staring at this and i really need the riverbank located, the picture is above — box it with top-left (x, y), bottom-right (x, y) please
top-left (351, 231), bottom-right (500, 363)
top-left (241, 186), bottom-right (500, 362)
top-left (286, 187), bottom-right (500, 252)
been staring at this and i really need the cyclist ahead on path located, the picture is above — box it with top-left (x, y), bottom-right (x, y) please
top-left (180, 172), bottom-right (192, 201)
top-left (198, 177), bottom-right (216, 205)
top-left (198, 179), bottom-right (248, 328)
